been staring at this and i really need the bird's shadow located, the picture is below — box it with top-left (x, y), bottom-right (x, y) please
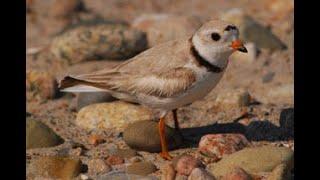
top-left (179, 120), bottom-right (294, 148)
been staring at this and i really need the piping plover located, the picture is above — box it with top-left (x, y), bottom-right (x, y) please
top-left (59, 20), bottom-right (247, 160)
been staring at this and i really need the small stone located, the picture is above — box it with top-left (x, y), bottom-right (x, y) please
top-left (132, 14), bottom-right (203, 47)
top-left (26, 119), bottom-right (64, 149)
top-left (69, 147), bottom-right (83, 156)
top-left (26, 70), bottom-right (58, 100)
top-left (110, 148), bottom-right (138, 159)
top-left (88, 134), bottom-right (105, 146)
top-left (220, 167), bottom-right (252, 180)
top-left (199, 134), bottom-right (250, 161)
top-left (188, 168), bottom-right (215, 180)
top-left (161, 163), bottom-right (176, 180)
top-left (129, 156), bottom-right (142, 163)
top-left (76, 101), bottom-right (153, 131)
top-left (28, 156), bottom-right (82, 179)
top-left (87, 159), bottom-right (111, 175)
top-left (220, 9), bottom-right (286, 51)
top-left (123, 120), bottom-right (182, 152)
top-left (105, 155), bottom-right (124, 166)
top-left (96, 171), bottom-right (157, 180)
top-left (49, 23), bottom-right (147, 64)
top-left (215, 89), bottom-right (251, 108)
top-left (76, 92), bottom-right (117, 111)
top-left (174, 155), bottom-right (204, 176)
top-left (262, 72), bottom-right (275, 83)
top-left (80, 174), bottom-right (89, 180)
top-left (175, 174), bottom-right (189, 180)
top-left (267, 163), bottom-right (290, 180)
top-left (208, 146), bottom-right (294, 177)
top-left (279, 108), bottom-right (294, 138)
top-left (126, 161), bottom-right (157, 176)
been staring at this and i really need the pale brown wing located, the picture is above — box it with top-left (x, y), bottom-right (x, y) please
top-left (60, 67), bottom-right (197, 98)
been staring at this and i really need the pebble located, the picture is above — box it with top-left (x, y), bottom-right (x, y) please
top-left (188, 168), bottom-right (215, 180)
top-left (123, 120), bottom-right (182, 152)
top-left (88, 134), bottom-right (105, 146)
top-left (215, 89), bottom-right (251, 108)
top-left (198, 134), bottom-right (250, 161)
top-left (26, 70), bottom-right (58, 100)
top-left (175, 174), bottom-right (189, 180)
top-left (279, 108), bottom-right (294, 138)
top-left (87, 159), bottom-right (111, 175)
top-left (105, 155), bottom-right (125, 166)
top-left (109, 148), bottom-right (138, 159)
top-left (161, 163), bottom-right (176, 180)
top-left (173, 154), bottom-right (204, 176)
top-left (208, 146), bottom-right (294, 177)
top-left (126, 161), bottom-right (157, 176)
top-left (220, 167), bottom-right (252, 180)
top-left (49, 23), bottom-right (147, 64)
top-left (76, 101), bottom-right (153, 131)
top-left (220, 8), bottom-right (287, 51)
top-left (26, 119), bottom-right (64, 149)
top-left (96, 171), bottom-right (157, 180)
top-left (262, 72), bottom-right (275, 83)
top-left (132, 14), bottom-right (203, 47)
top-left (28, 156), bottom-right (82, 179)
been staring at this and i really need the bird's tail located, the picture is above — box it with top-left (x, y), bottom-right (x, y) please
top-left (59, 76), bottom-right (108, 92)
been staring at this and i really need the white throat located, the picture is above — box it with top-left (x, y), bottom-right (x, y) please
top-left (192, 35), bottom-right (230, 68)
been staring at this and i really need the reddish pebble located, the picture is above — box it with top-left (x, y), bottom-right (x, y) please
top-left (88, 134), bottom-right (105, 146)
top-left (174, 155), bottom-right (204, 176)
top-left (199, 134), bottom-right (249, 161)
top-left (221, 167), bottom-right (252, 180)
top-left (105, 155), bottom-right (124, 165)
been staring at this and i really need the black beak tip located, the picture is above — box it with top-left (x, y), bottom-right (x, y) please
top-left (238, 46), bottom-right (248, 53)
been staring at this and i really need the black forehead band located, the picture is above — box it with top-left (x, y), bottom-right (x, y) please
top-left (224, 25), bottom-right (237, 31)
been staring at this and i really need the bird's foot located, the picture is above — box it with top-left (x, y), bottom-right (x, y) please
top-left (159, 151), bottom-right (173, 160)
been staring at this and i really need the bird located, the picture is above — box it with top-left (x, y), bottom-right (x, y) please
top-left (59, 20), bottom-right (247, 160)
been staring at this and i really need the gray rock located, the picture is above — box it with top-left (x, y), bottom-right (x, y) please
top-left (76, 92), bottom-right (117, 111)
top-left (173, 155), bottom-right (204, 176)
top-left (49, 23), bottom-right (147, 64)
top-left (279, 108), bottom-right (294, 138)
top-left (126, 162), bottom-right (157, 176)
top-left (26, 119), bottom-right (64, 149)
top-left (208, 146), bottom-right (294, 177)
top-left (28, 156), bottom-right (82, 179)
top-left (123, 120), bottom-right (182, 152)
top-left (220, 9), bottom-right (287, 51)
top-left (76, 101), bottom-right (153, 131)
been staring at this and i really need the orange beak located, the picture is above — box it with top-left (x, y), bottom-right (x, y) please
top-left (231, 39), bottom-right (247, 53)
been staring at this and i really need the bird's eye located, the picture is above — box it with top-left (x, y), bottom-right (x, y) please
top-left (211, 33), bottom-right (221, 41)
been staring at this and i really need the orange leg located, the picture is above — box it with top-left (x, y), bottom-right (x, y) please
top-left (158, 116), bottom-right (172, 160)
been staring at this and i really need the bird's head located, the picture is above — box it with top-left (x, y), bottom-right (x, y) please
top-left (192, 20), bottom-right (247, 67)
